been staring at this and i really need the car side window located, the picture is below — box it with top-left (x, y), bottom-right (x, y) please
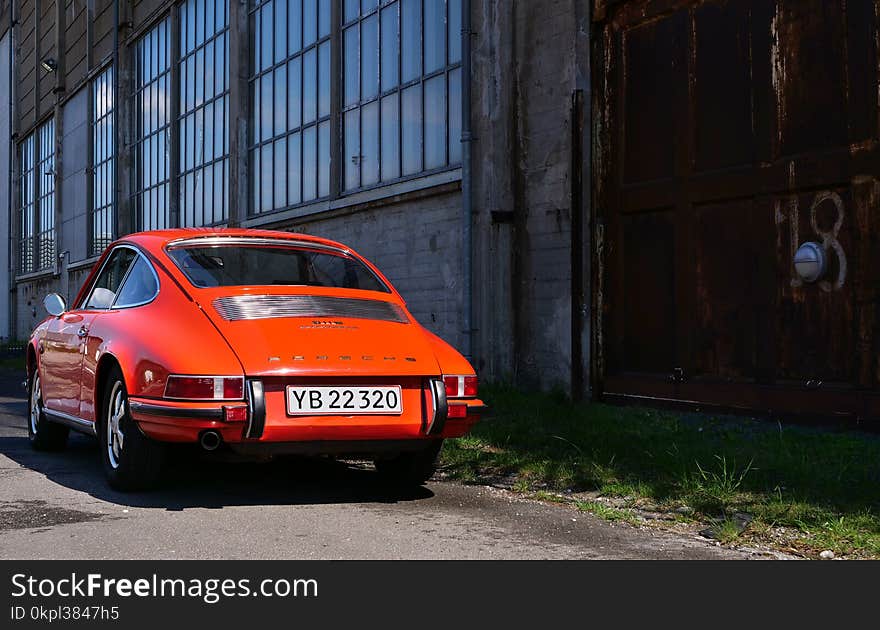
top-left (114, 256), bottom-right (159, 307)
top-left (84, 248), bottom-right (137, 309)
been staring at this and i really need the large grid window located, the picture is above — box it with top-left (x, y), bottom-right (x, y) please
top-left (91, 66), bottom-right (115, 256)
top-left (343, 0), bottom-right (461, 191)
top-left (248, 0), bottom-right (462, 216)
top-left (179, 0), bottom-right (230, 226)
top-left (18, 120), bottom-right (57, 274)
top-left (250, 0), bottom-right (332, 214)
top-left (37, 121), bottom-right (56, 271)
top-left (17, 135), bottom-right (35, 274)
top-left (132, 18), bottom-right (171, 231)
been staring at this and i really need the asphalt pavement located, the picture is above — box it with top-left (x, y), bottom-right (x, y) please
top-left (0, 369), bottom-right (755, 560)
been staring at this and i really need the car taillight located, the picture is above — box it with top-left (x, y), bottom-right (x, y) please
top-left (443, 375), bottom-right (478, 398)
top-left (224, 405), bottom-right (248, 422)
top-left (463, 376), bottom-right (478, 397)
top-left (447, 404), bottom-right (467, 418)
top-left (165, 375), bottom-right (245, 400)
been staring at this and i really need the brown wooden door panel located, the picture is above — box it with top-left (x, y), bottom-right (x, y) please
top-left (594, 0), bottom-right (880, 424)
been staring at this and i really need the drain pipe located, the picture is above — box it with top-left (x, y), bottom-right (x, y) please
top-left (461, 0), bottom-right (473, 361)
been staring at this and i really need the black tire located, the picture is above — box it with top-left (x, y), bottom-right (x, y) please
top-left (100, 365), bottom-right (165, 490)
top-left (27, 369), bottom-right (69, 451)
top-left (374, 440), bottom-right (443, 487)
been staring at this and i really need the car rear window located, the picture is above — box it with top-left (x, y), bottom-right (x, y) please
top-left (166, 245), bottom-right (391, 293)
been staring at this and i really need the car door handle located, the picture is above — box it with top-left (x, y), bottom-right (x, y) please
top-left (77, 326), bottom-right (89, 338)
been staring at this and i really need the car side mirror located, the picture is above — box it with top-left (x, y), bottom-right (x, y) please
top-left (43, 293), bottom-right (67, 317)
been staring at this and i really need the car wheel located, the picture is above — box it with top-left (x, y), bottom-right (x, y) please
top-left (374, 439), bottom-right (443, 487)
top-left (27, 369), bottom-right (69, 451)
top-left (100, 366), bottom-right (165, 491)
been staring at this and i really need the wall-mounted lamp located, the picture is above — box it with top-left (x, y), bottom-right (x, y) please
top-left (41, 58), bottom-right (58, 72)
top-left (793, 242), bottom-right (826, 284)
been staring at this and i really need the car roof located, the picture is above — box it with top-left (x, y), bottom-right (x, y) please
top-left (118, 228), bottom-right (352, 254)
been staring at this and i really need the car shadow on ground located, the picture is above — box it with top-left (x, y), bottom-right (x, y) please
top-left (0, 364), bottom-right (434, 509)
top-left (0, 421), bottom-right (434, 511)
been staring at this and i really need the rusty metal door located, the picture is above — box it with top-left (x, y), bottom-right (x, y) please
top-left (592, 0), bottom-right (880, 424)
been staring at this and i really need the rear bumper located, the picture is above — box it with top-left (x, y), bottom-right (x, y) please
top-left (128, 396), bottom-right (486, 445)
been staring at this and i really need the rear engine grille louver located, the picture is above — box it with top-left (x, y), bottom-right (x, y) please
top-left (212, 294), bottom-right (409, 323)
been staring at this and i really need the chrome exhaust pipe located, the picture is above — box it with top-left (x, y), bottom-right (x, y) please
top-left (200, 430), bottom-right (222, 452)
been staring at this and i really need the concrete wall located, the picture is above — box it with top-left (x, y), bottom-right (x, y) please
top-left (60, 87), bottom-right (89, 267)
top-left (470, 0), bottom-right (591, 393)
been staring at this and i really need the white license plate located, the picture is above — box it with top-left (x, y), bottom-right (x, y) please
top-left (286, 386), bottom-right (403, 415)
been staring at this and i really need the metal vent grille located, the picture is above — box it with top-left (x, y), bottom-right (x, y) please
top-left (213, 294), bottom-right (409, 323)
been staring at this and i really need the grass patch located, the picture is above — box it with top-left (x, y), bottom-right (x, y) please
top-left (441, 384), bottom-right (880, 558)
top-left (576, 501), bottom-right (641, 525)
top-left (0, 341), bottom-right (27, 371)
top-left (0, 355), bottom-right (25, 371)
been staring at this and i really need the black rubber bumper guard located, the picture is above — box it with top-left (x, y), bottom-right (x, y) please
top-left (245, 379), bottom-right (266, 439)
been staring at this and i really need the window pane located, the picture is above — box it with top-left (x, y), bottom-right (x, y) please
top-left (361, 100), bottom-right (379, 186)
top-left (260, 73), bottom-right (273, 141)
top-left (195, 48), bottom-right (204, 106)
top-left (204, 40), bottom-right (215, 97)
top-left (260, 2), bottom-right (272, 71)
top-left (448, 67), bottom-right (461, 163)
top-left (319, 40), bottom-right (330, 117)
top-left (275, 0), bottom-right (287, 63)
top-left (318, 121), bottom-right (330, 197)
top-left (288, 131), bottom-right (302, 204)
top-left (401, 84), bottom-right (421, 174)
top-left (318, 0), bottom-right (331, 37)
top-left (216, 33), bottom-right (226, 91)
top-left (344, 25), bottom-right (359, 107)
top-left (252, 11), bottom-right (260, 72)
top-left (448, 0), bottom-right (461, 63)
top-left (425, 74), bottom-right (446, 169)
top-left (344, 110), bottom-right (360, 190)
top-left (289, 0), bottom-right (302, 54)
top-left (361, 0), bottom-right (378, 14)
top-left (381, 5), bottom-right (399, 92)
top-left (401, 0), bottom-right (421, 82)
top-left (205, 101), bottom-right (215, 161)
top-left (274, 65), bottom-right (287, 136)
top-left (204, 165), bottom-right (214, 221)
top-left (251, 148), bottom-right (260, 211)
top-left (303, 0), bottom-right (317, 45)
top-left (260, 143), bottom-right (273, 212)
top-left (424, 0), bottom-right (446, 73)
top-left (274, 138), bottom-right (287, 208)
top-left (344, 0), bottom-right (359, 22)
top-left (303, 125), bottom-right (317, 200)
top-left (361, 14), bottom-right (379, 100)
top-left (303, 48), bottom-right (317, 123)
top-left (381, 94), bottom-right (400, 180)
top-left (288, 56), bottom-right (302, 129)
top-left (194, 0), bottom-right (205, 47)
top-left (115, 256), bottom-right (157, 307)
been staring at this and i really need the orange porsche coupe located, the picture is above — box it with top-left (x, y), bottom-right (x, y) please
top-left (27, 229), bottom-right (486, 490)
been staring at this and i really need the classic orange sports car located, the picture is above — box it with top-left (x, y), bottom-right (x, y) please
top-left (27, 228), bottom-right (485, 490)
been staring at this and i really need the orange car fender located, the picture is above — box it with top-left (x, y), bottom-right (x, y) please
top-left (420, 328), bottom-right (477, 376)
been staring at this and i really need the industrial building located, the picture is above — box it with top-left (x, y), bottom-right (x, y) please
top-left (2, 0), bottom-right (878, 423)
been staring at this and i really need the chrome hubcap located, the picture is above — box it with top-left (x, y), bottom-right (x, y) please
top-left (107, 382), bottom-right (125, 469)
top-left (29, 373), bottom-right (41, 435)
